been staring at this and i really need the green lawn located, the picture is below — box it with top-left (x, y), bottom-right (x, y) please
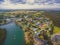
top-left (54, 26), bottom-right (60, 34)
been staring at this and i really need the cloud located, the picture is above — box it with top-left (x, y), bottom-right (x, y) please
top-left (0, 0), bottom-right (60, 10)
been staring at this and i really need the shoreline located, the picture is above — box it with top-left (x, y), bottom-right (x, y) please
top-left (15, 21), bottom-right (34, 45)
top-left (0, 28), bottom-right (7, 45)
top-left (0, 19), bottom-right (12, 26)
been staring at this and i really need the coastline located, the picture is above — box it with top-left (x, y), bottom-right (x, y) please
top-left (0, 19), bottom-right (12, 26)
top-left (15, 21), bottom-right (34, 45)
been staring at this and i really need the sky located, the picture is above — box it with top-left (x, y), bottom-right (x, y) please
top-left (0, 0), bottom-right (60, 10)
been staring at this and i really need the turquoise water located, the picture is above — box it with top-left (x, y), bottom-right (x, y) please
top-left (0, 22), bottom-right (24, 45)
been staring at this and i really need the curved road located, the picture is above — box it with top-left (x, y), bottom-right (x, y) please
top-left (0, 22), bottom-right (24, 45)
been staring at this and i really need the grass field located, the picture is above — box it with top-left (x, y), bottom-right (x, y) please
top-left (54, 26), bottom-right (60, 34)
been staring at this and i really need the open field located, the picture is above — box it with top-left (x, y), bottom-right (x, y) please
top-left (54, 26), bottom-right (60, 34)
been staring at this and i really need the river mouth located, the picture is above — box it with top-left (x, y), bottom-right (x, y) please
top-left (0, 22), bottom-right (25, 45)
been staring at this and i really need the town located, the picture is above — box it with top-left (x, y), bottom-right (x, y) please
top-left (0, 10), bottom-right (60, 45)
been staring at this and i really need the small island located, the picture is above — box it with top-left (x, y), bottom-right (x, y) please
top-left (0, 28), bottom-right (7, 45)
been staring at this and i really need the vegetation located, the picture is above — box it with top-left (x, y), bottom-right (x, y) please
top-left (54, 26), bottom-right (60, 34)
top-left (0, 28), bottom-right (6, 45)
top-left (0, 10), bottom-right (60, 45)
top-left (44, 11), bottom-right (60, 27)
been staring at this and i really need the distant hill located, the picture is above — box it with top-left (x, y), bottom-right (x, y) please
top-left (0, 9), bottom-right (60, 12)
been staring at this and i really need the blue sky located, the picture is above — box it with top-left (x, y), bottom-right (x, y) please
top-left (0, 0), bottom-right (3, 1)
top-left (0, 0), bottom-right (60, 3)
top-left (0, 0), bottom-right (60, 10)
top-left (0, 0), bottom-right (4, 2)
top-left (10, 0), bottom-right (25, 4)
top-left (55, 0), bottom-right (60, 3)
